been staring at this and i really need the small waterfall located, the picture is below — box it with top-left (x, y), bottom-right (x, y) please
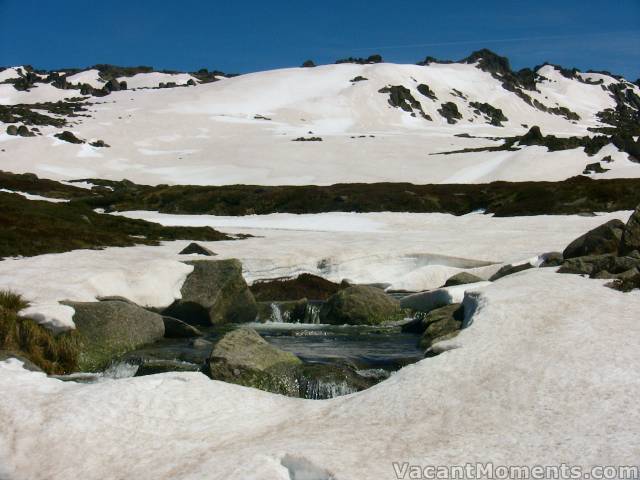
top-left (53, 360), bottom-right (139, 383)
top-left (101, 361), bottom-right (140, 379)
top-left (300, 379), bottom-right (357, 399)
top-left (270, 302), bottom-right (291, 323)
top-left (305, 304), bottom-right (321, 324)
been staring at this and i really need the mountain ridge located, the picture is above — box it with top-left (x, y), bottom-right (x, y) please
top-left (1, 49), bottom-right (639, 186)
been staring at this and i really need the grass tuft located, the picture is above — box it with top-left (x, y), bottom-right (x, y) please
top-left (0, 290), bottom-right (28, 312)
top-left (0, 290), bottom-right (79, 374)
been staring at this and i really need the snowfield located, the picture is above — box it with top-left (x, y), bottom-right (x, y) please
top-left (0, 210), bottom-right (632, 330)
top-left (1, 269), bottom-right (638, 479)
top-left (1, 61), bottom-right (639, 185)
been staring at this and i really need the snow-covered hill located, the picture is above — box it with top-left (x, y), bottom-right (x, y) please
top-left (1, 51), bottom-right (639, 185)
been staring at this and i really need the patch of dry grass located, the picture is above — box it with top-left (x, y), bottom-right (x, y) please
top-left (0, 290), bottom-right (79, 374)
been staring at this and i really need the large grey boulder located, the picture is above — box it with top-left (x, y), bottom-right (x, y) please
top-left (208, 328), bottom-right (302, 395)
top-left (209, 328), bottom-right (301, 373)
top-left (164, 259), bottom-right (258, 326)
top-left (207, 328), bottom-right (376, 398)
top-left (68, 300), bottom-right (165, 371)
top-left (562, 219), bottom-right (625, 259)
top-left (319, 285), bottom-right (402, 325)
top-left (620, 207), bottom-right (640, 255)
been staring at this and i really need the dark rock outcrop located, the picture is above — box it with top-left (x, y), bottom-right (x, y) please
top-left (17, 125), bottom-right (35, 137)
top-left (179, 242), bottom-right (217, 256)
top-left (250, 273), bottom-right (343, 301)
top-left (416, 83), bottom-right (437, 100)
top-left (583, 162), bottom-right (609, 174)
top-left (558, 254), bottom-right (640, 278)
top-left (378, 85), bottom-right (431, 120)
top-left (562, 219), bottom-right (625, 259)
top-left (163, 259), bottom-right (257, 325)
top-left (437, 102), bottom-right (462, 124)
top-left (54, 131), bottom-right (85, 144)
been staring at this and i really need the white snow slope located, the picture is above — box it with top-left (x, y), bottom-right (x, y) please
top-left (1, 61), bottom-right (639, 185)
top-left (1, 269), bottom-right (638, 479)
top-left (0, 210), bottom-right (631, 330)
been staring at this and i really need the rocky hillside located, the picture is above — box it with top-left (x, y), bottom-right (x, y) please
top-left (1, 49), bottom-right (639, 185)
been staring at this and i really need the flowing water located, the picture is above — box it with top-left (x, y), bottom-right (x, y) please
top-left (56, 303), bottom-right (424, 398)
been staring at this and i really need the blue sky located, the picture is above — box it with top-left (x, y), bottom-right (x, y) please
top-left (1, 0), bottom-right (639, 79)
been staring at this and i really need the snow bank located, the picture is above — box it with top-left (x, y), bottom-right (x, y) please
top-left (0, 211), bottom-right (631, 331)
top-left (119, 72), bottom-right (198, 89)
top-left (0, 66), bottom-right (26, 82)
top-left (116, 210), bottom-right (632, 289)
top-left (2, 62), bottom-right (638, 185)
top-left (0, 248), bottom-right (193, 330)
top-left (65, 69), bottom-right (105, 88)
top-left (1, 269), bottom-right (638, 479)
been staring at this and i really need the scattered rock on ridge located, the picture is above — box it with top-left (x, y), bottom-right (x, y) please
top-left (378, 85), bottom-right (431, 120)
top-left (292, 136), bottom-right (322, 142)
top-left (583, 162), bottom-right (609, 174)
top-left (179, 242), bottom-right (217, 256)
top-left (437, 102), bottom-right (462, 124)
top-left (54, 131), bottom-right (84, 144)
top-left (17, 125), bottom-right (35, 137)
